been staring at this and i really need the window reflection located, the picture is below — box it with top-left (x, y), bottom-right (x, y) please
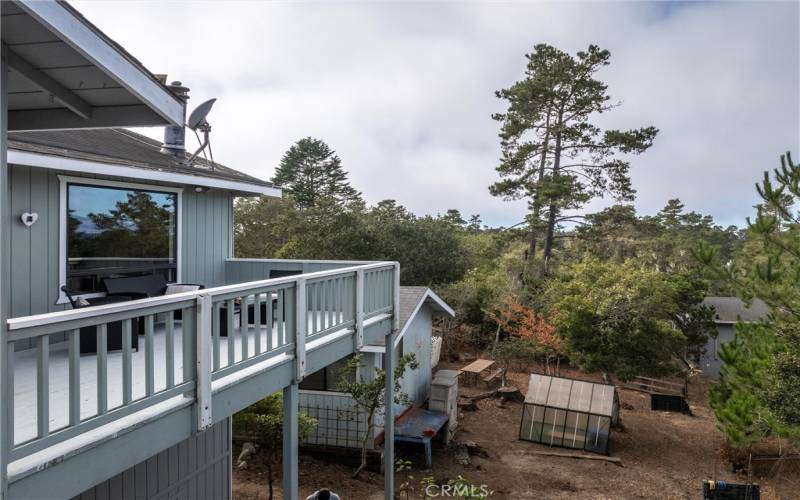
top-left (66, 183), bottom-right (177, 294)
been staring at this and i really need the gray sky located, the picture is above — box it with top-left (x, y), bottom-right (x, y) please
top-left (74, 1), bottom-right (799, 228)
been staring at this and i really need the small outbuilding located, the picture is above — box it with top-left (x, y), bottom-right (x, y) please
top-left (700, 297), bottom-right (769, 378)
top-left (519, 374), bottom-right (618, 454)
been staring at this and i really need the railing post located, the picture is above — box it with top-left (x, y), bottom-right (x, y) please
top-left (295, 278), bottom-right (307, 382)
top-left (282, 382), bottom-right (299, 500)
top-left (384, 262), bottom-right (401, 500)
top-left (196, 294), bottom-right (213, 431)
top-left (355, 269), bottom-right (364, 350)
top-left (1, 45), bottom-right (10, 500)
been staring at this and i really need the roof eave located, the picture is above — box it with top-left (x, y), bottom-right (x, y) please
top-left (7, 149), bottom-right (281, 197)
top-left (17, 0), bottom-right (184, 127)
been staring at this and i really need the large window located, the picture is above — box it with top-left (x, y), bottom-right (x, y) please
top-left (62, 180), bottom-right (179, 296)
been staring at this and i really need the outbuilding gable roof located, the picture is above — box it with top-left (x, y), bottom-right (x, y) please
top-left (362, 286), bottom-right (454, 352)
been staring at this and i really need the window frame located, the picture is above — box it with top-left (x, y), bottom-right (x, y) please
top-left (57, 175), bottom-right (183, 304)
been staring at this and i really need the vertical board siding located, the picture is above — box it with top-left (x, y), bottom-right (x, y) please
top-left (403, 308), bottom-right (433, 406)
top-left (70, 418), bottom-right (232, 500)
top-left (8, 165), bottom-right (233, 349)
top-left (181, 189), bottom-right (230, 288)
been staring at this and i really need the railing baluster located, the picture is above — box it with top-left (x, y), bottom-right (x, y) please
top-left (36, 335), bottom-right (49, 438)
top-left (382, 269), bottom-right (387, 307)
top-left (254, 292), bottom-right (262, 355)
top-left (346, 275), bottom-right (353, 322)
top-left (7, 341), bottom-right (15, 449)
top-left (227, 299), bottom-right (235, 365)
top-left (97, 324), bottom-right (107, 415)
top-left (212, 302), bottom-right (221, 371)
top-left (266, 291), bottom-right (274, 351)
top-left (309, 283), bottom-right (317, 335)
top-left (122, 320), bottom-right (132, 405)
top-left (165, 313), bottom-right (175, 389)
top-left (182, 307), bottom-right (194, 384)
top-left (318, 281), bottom-right (325, 331)
top-left (334, 277), bottom-right (341, 326)
top-left (145, 315), bottom-right (154, 397)
top-left (323, 280), bottom-right (330, 330)
top-left (241, 295), bottom-right (249, 361)
top-left (68, 330), bottom-right (80, 426)
top-left (277, 289), bottom-right (285, 345)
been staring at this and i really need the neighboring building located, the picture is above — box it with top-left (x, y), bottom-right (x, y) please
top-left (700, 296), bottom-right (769, 378)
top-left (0, 3), bottom-right (405, 499)
top-left (299, 287), bottom-right (454, 450)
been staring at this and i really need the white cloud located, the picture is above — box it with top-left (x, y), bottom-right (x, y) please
top-left (73, 0), bottom-right (799, 228)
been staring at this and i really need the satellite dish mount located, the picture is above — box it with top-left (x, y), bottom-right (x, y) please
top-left (185, 98), bottom-right (217, 167)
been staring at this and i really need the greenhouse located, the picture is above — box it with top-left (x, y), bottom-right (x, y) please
top-left (519, 374), bottom-right (618, 454)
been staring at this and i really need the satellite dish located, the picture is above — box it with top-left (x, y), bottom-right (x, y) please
top-left (185, 98), bottom-right (217, 167)
top-left (187, 98), bottom-right (216, 131)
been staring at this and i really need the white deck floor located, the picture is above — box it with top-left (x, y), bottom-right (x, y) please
top-left (11, 316), bottom-right (291, 446)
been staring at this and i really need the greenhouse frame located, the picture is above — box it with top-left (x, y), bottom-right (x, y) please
top-left (518, 374), bottom-right (619, 454)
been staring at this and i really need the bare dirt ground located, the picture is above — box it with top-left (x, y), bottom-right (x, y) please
top-left (233, 361), bottom-right (794, 499)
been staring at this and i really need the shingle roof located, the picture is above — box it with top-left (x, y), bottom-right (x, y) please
top-left (399, 286), bottom-right (429, 332)
top-left (702, 297), bottom-right (769, 323)
top-left (365, 286), bottom-right (454, 349)
top-left (8, 128), bottom-right (273, 189)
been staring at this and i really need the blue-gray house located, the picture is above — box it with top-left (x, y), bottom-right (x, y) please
top-left (699, 296), bottom-right (769, 378)
top-left (0, 2), bottom-right (405, 499)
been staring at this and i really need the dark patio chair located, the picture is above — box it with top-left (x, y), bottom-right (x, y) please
top-left (60, 286), bottom-right (139, 355)
top-left (101, 275), bottom-right (204, 333)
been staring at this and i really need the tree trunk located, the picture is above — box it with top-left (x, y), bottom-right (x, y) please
top-left (266, 461), bottom-right (274, 500)
top-left (527, 107), bottom-right (552, 262)
top-left (543, 110), bottom-right (564, 269)
top-left (492, 323), bottom-right (502, 355)
top-left (353, 411), bottom-right (376, 478)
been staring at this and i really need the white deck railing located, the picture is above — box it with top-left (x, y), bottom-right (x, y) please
top-left (4, 261), bottom-right (397, 467)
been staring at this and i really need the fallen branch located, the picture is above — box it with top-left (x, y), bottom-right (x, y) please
top-left (523, 449), bottom-right (623, 467)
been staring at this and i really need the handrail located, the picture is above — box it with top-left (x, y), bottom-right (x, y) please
top-left (226, 258), bottom-right (375, 265)
top-left (7, 261), bottom-right (395, 332)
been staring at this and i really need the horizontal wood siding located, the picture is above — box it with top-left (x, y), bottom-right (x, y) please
top-left (70, 418), bottom-right (232, 500)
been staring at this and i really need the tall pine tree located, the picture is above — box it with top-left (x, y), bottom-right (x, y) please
top-left (491, 44), bottom-right (658, 270)
top-left (272, 137), bottom-right (362, 209)
top-left (696, 152), bottom-right (800, 446)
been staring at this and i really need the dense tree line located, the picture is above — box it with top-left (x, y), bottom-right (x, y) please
top-left (234, 43), bottom-right (799, 453)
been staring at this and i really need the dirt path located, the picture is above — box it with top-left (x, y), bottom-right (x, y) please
top-left (233, 363), bottom-right (791, 499)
